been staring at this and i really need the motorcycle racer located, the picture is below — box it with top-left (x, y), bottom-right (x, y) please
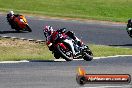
top-left (7, 11), bottom-right (21, 29)
top-left (43, 26), bottom-right (83, 56)
top-left (126, 19), bottom-right (132, 38)
top-left (127, 19), bottom-right (132, 28)
top-left (43, 26), bottom-right (93, 61)
top-left (6, 11), bottom-right (32, 32)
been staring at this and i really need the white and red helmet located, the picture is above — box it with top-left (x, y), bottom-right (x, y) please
top-left (9, 11), bottom-right (14, 16)
top-left (43, 26), bottom-right (54, 36)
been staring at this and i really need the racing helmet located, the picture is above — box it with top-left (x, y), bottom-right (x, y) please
top-left (9, 11), bottom-right (14, 16)
top-left (44, 26), bottom-right (54, 36)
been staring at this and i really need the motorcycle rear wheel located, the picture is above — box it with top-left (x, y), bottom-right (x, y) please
top-left (54, 53), bottom-right (60, 59)
top-left (57, 45), bottom-right (73, 61)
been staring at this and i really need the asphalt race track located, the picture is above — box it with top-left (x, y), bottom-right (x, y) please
top-left (0, 13), bottom-right (132, 88)
top-left (1, 14), bottom-right (132, 47)
top-left (0, 57), bottom-right (132, 88)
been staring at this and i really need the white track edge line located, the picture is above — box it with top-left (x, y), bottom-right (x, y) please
top-left (0, 55), bottom-right (132, 63)
top-left (78, 85), bottom-right (132, 88)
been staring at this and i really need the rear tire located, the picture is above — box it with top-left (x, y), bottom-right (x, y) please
top-left (57, 45), bottom-right (73, 61)
top-left (15, 27), bottom-right (21, 32)
top-left (54, 53), bottom-right (60, 59)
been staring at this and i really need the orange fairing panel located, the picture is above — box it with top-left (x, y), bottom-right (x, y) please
top-left (20, 15), bottom-right (27, 23)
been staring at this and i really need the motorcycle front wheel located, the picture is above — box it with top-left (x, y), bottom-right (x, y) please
top-left (126, 28), bottom-right (132, 38)
top-left (127, 30), bottom-right (132, 38)
top-left (26, 24), bottom-right (32, 32)
top-left (83, 50), bottom-right (93, 61)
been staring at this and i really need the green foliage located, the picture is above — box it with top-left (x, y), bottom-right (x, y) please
top-left (0, 0), bottom-right (131, 22)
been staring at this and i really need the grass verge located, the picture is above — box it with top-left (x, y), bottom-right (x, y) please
top-left (0, 38), bottom-right (53, 61)
top-left (0, 38), bottom-right (132, 61)
top-left (0, 0), bottom-right (131, 22)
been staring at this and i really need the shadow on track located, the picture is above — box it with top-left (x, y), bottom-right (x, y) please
top-left (109, 44), bottom-right (132, 47)
top-left (0, 30), bottom-right (28, 34)
top-left (29, 60), bottom-right (66, 62)
top-left (29, 59), bottom-right (86, 63)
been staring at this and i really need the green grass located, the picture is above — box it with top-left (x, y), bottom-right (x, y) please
top-left (0, 0), bottom-right (132, 22)
top-left (0, 38), bottom-right (132, 61)
top-left (90, 44), bottom-right (132, 57)
top-left (0, 38), bottom-right (53, 61)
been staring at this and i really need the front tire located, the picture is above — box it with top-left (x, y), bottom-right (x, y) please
top-left (127, 30), bottom-right (132, 38)
top-left (83, 51), bottom-right (93, 61)
top-left (126, 28), bottom-right (132, 38)
top-left (26, 25), bottom-right (32, 32)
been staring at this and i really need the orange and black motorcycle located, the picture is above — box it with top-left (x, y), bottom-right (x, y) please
top-left (7, 14), bottom-right (32, 32)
